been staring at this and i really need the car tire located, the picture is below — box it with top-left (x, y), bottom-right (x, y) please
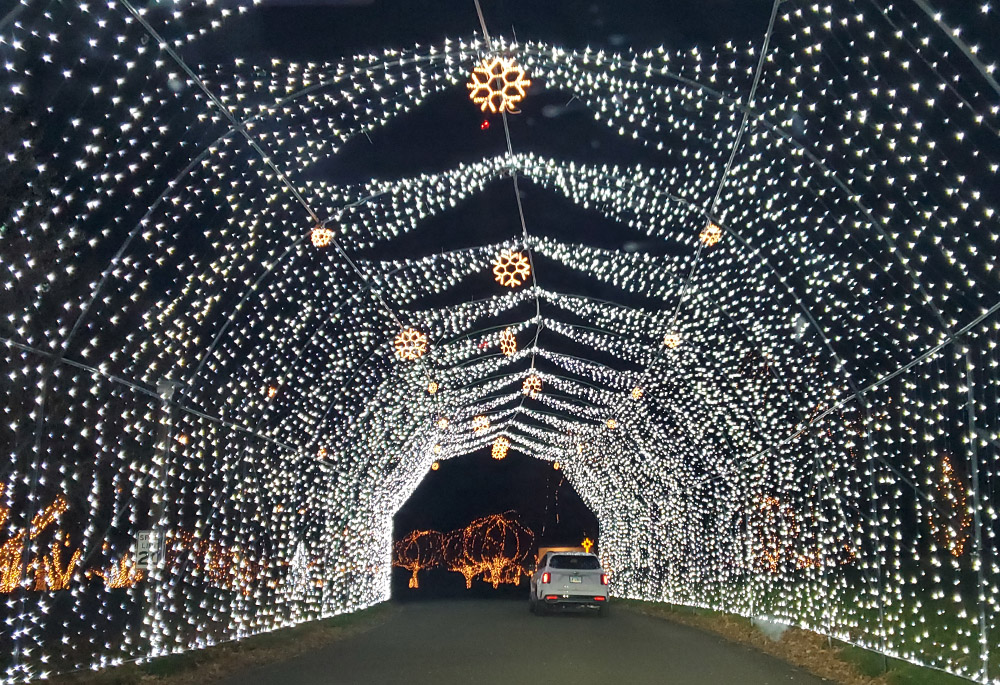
top-left (598, 604), bottom-right (609, 618)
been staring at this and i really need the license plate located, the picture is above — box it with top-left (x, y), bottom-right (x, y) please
top-left (570, 577), bottom-right (582, 583)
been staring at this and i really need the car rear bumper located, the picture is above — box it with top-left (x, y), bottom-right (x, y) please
top-left (541, 594), bottom-right (608, 609)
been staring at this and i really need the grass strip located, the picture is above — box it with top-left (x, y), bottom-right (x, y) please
top-left (618, 599), bottom-right (970, 685)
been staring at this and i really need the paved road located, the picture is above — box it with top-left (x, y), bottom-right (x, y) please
top-left (223, 600), bottom-right (827, 684)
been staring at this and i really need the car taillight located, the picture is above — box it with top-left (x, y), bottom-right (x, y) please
top-left (541, 572), bottom-right (550, 584)
top-left (594, 596), bottom-right (606, 601)
top-left (600, 573), bottom-right (608, 585)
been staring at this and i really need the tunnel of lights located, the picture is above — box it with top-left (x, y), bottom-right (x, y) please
top-left (0, 0), bottom-right (999, 682)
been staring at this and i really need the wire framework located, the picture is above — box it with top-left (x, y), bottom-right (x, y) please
top-left (0, 1), bottom-right (998, 683)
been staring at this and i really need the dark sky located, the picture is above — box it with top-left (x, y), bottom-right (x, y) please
top-left (189, 0), bottom-right (775, 64)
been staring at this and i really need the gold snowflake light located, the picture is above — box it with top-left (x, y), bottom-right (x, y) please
top-left (492, 436), bottom-right (510, 460)
top-left (663, 332), bottom-right (682, 349)
top-left (436, 417), bottom-right (449, 430)
top-left (499, 327), bottom-right (517, 357)
top-left (467, 56), bottom-right (531, 114)
top-left (430, 461), bottom-right (440, 471)
top-left (699, 221), bottom-right (722, 246)
top-left (472, 415), bottom-right (490, 434)
top-left (631, 387), bottom-right (644, 400)
top-left (522, 375), bottom-right (542, 398)
top-left (492, 250), bottom-right (531, 288)
top-left (394, 327), bottom-right (428, 361)
top-left (427, 380), bottom-right (439, 395)
top-left (606, 418), bottom-right (618, 430)
top-left (310, 225), bottom-right (333, 248)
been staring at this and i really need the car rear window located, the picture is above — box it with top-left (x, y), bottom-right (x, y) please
top-left (549, 555), bottom-right (600, 570)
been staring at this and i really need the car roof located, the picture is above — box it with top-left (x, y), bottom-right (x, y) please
top-left (548, 551), bottom-right (597, 556)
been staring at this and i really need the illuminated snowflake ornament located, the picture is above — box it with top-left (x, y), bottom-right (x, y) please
top-left (606, 418), bottom-right (618, 430)
top-left (492, 250), bottom-right (532, 288)
top-left (499, 327), bottom-right (517, 357)
top-left (663, 332), bottom-right (682, 349)
top-left (492, 436), bottom-right (510, 460)
top-left (472, 415), bottom-right (490, 434)
top-left (393, 327), bottom-right (428, 361)
top-left (522, 375), bottom-right (542, 398)
top-left (467, 56), bottom-right (531, 114)
top-left (699, 221), bottom-right (722, 246)
top-left (426, 380), bottom-right (439, 395)
top-left (631, 387), bottom-right (644, 400)
top-left (310, 225), bottom-right (334, 248)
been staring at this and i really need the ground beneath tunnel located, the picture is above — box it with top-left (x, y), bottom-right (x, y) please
top-left (218, 599), bottom-right (826, 684)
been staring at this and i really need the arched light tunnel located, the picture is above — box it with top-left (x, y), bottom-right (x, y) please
top-left (0, 0), bottom-right (998, 682)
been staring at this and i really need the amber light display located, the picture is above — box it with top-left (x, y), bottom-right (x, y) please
top-left (393, 513), bottom-right (535, 589)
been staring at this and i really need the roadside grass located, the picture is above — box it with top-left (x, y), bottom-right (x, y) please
top-left (619, 599), bottom-right (974, 685)
top-left (45, 603), bottom-right (393, 685)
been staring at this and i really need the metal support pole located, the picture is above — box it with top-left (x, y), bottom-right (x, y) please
top-left (964, 347), bottom-right (991, 683)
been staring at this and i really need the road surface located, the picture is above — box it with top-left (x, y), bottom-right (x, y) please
top-left (221, 599), bottom-right (827, 684)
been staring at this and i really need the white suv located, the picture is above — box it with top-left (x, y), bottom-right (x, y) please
top-left (529, 551), bottom-right (609, 616)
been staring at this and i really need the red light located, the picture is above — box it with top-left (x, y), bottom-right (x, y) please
top-left (481, 119), bottom-right (490, 130)
top-left (600, 573), bottom-right (608, 585)
top-left (541, 572), bottom-right (550, 584)
top-left (594, 596), bottom-right (606, 601)
top-left (545, 595), bottom-right (558, 600)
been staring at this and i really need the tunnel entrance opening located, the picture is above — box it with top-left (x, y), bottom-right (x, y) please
top-left (391, 448), bottom-right (599, 601)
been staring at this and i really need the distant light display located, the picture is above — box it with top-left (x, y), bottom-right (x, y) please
top-left (398, 513), bottom-right (534, 589)
top-left (0, 2), bottom-right (998, 683)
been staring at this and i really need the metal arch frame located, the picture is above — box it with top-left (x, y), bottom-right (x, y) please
top-left (37, 33), bottom-right (971, 464)
top-left (54, 33), bottom-right (955, 393)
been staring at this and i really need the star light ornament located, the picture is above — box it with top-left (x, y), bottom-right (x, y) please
top-left (467, 56), bottom-right (531, 114)
top-left (492, 436), bottom-right (510, 460)
top-left (426, 381), bottom-right (439, 395)
top-left (522, 375), bottom-right (542, 398)
top-left (393, 327), bottom-right (428, 361)
top-left (492, 250), bottom-right (532, 288)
